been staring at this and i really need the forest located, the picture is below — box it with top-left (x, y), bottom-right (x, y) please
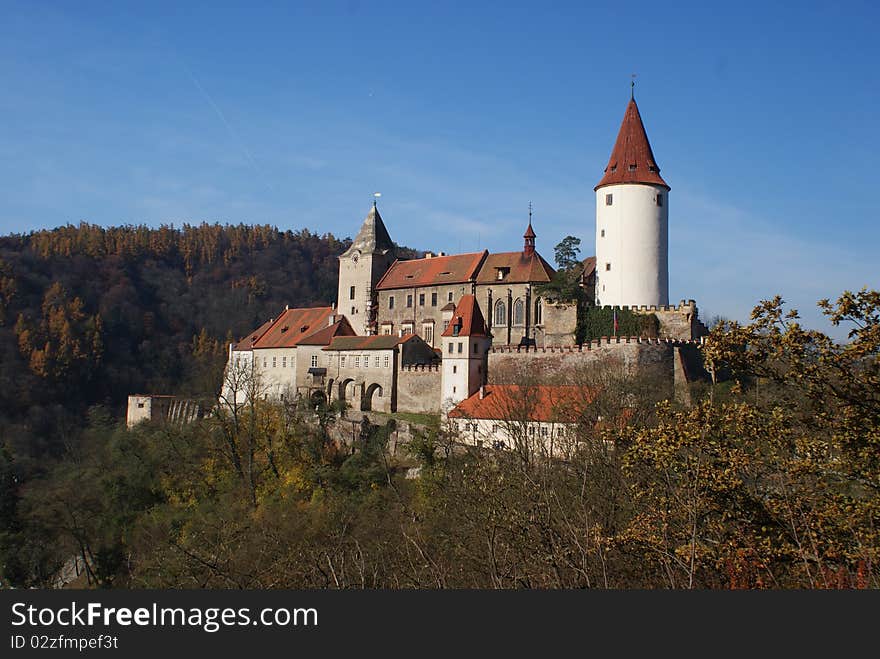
top-left (0, 223), bottom-right (877, 588)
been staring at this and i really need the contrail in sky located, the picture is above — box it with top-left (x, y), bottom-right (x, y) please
top-left (186, 69), bottom-right (275, 193)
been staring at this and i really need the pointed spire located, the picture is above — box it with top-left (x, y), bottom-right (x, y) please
top-left (342, 202), bottom-right (395, 257)
top-left (441, 294), bottom-right (487, 337)
top-left (523, 202), bottom-right (536, 256)
top-left (595, 97), bottom-right (669, 191)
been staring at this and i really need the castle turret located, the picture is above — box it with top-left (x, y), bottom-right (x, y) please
top-left (440, 294), bottom-right (490, 412)
top-left (594, 95), bottom-right (669, 307)
top-left (337, 201), bottom-right (396, 335)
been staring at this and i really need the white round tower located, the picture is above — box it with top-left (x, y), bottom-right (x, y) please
top-left (594, 95), bottom-right (669, 308)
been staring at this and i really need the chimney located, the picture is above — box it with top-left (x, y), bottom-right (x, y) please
top-left (479, 385), bottom-right (485, 399)
top-left (285, 304), bottom-right (289, 310)
top-left (425, 251), bottom-right (434, 259)
top-left (438, 251), bottom-right (446, 256)
top-left (328, 313), bottom-right (336, 326)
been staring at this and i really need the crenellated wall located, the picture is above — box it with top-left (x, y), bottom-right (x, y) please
top-left (397, 364), bottom-right (442, 414)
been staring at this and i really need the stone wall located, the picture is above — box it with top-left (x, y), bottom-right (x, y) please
top-left (127, 395), bottom-right (201, 429)
top-left (535, 299), bottom-right (578, 347)
top-left (487, 338), bottom-right (679, 385)
top-left (630, 299), bottom-right (709, 340)
top-left (396, 364), bottom-right (442, 414)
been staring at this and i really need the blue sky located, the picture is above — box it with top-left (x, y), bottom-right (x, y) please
top-left (1, 1), bottom-right (878, 337)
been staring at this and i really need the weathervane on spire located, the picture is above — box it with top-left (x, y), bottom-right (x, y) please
top-left (373, 191), bottom-right (381, 208)
top-left (631, 73), bottom-right (637, 99)
top-left (528, 201), bottom-right (533, 223)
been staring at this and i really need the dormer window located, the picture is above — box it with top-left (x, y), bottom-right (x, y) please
top-left (610, 165), bottom-right (617, 173)
top-left (300, 325), bottom-right (309, 333)
top-left (281, 326), bottom-right (289, 333)
top-left (496, 267), bottom-right (510, 280)
top-left (628, 164), bottom-right (637, 171)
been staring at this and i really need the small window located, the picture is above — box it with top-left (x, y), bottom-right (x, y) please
top-left (389, 296), bottom-right (395, 309)
top-left (473, 343), bottom-right (478, 353)
top-left (453, 386), bottom-right (456, 394)
top-left (351, 306), bottom-right (355, 315)
top-left (452, 365), bottom-right (457, 374)
top-left (605, 263), bottom-right (611, 271)
top-left (628, 164), bottom-right (637, 171)
top-left (263, 357), bottom-right (267, 368)
top-left (656, 194), bottom-right (663, 207)
top-left (406, 295), bottom-right (413, 308)
top-left (448, 292), bottom-right (453, 302)
top-left (272, 357), bottom-right (277, 368)
top-left (424, 324), bottom-right (434, 345)
top-left (363, 354), bottom-right (369, 367)
top-left (355, 356), bottom-right (360, 367)
top-left (137, 402), bottom-right (145, 409)
top-left (282, 356), bottom-right (287, 368)
top-left (448, 343), bottom-right (454, 354)
top-left (457, 342), bottom-right (463, 354)
top-left (341, 356), bottom-right (346, 368)
top-left (419, 293), bottom-right (425, 306)
top-left (605, 194), bottom-right (613, 206)
top-left (310, 355), bottom-right (317, 368)
top-left (600, 229), bottom-right (605, 237)
top-left (431, 292), bottom-right (437, 306)
top-left (443, 320), bottom-right (449, 332)
top-left (349, 286), bottom-right (355, 300)
top-left (383, 355), bottom-right (389, 368)
top-left (374, 355), bottom-right (379, 367)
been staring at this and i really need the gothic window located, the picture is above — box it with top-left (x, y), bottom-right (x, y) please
top-left (535, 298), bottom-right (543, 326)
top-left (513, 299), bottom-right (525, 326)
top-left (494, 300), bottom-right (506, 327)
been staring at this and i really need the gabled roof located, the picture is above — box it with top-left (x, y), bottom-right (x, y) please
top-left (475, 251), bottom-right (555, 284)
top-left (323, 335), bottom-right (409, 351)
top-left (376, 251), bottom-right (487, 290)
top-left (250, 307), bottom-right (339, 349)
top-left (595, 97), bottom-right (669, 191)
top-left (297, 316), bottom-right (357, 346)
top-left (341, 202), bottom-right (395, 258)
top-left (442, 294), bottom-right (487, 337)
top-left (448, 385), bottom-right (596, 423)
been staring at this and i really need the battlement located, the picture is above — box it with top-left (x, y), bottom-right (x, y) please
top-left (598, 299), bottom-right (697, 313)
top-left (400, 363), bottom-right (441, 372)
top-left (490, 335), bottom-right (704, 353)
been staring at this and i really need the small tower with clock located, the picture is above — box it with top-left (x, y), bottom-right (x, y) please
top-left (337, 200), bottom-right (396, 335)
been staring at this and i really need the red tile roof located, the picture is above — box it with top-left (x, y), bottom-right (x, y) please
top-left (246, 307), bottom-right (340, 349)
top-left (581, 256), bottom-right (596, 278)
top-left (441, 294), bottom-right (487, 337)
top-left (448, 385), bottom-right (596, 423)
top-left (475, 251), bottom-right (555, 284)
top-left (297, 316), bottom-right (357, 345)
top-left (523, 222), bottom-right (536, 239)
top-left (375, 251), bottom-right (487, 290)
top-left (595, 98), bottom-right (669, 191)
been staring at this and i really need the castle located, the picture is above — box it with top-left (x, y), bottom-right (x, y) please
top-left (215, 94), bottom-right (708, 438)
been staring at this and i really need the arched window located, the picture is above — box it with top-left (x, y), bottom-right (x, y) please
top-left (494, 300), bottom-right (507, 327)
top-left (513, 299), bottom-right (525, 326)
top-left (534, 298), bottom-right (543, 326)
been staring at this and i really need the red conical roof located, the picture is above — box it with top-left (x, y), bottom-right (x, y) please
top-left (523, 222), bottom-right (536, 239)
top-left (595, 98), bottom-right (669, 191)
